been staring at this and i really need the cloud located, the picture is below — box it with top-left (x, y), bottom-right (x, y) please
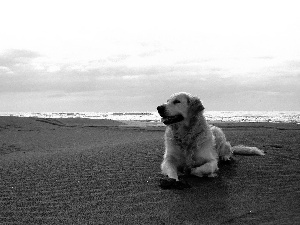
top-left (1, 49), bottom-right (300, 95)
top-left (0, 66), bottom-right (13, 74)
top-left (107, 54), bottom-right (130, 63)
top-left (0, 49), bottom-right (41, 67)
top-left (138, 49), bottom-right (163, 58)
top-left (47, 65), bottom-right (61, 73)
top-left (1, 48), bottom-right (300, 111)
top-left (122, 75), bottom-right (142, 80)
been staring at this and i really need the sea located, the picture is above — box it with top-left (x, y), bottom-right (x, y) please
top-left (1, 111), bottom-right (300, 124)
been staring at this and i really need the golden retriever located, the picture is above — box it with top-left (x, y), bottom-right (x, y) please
top-left (157, 92), bottom-right (264, 183)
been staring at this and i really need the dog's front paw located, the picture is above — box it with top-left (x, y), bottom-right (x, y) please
top-left (159, 178), bottom-right (191, 190)
top-left (191, 167), bottom-right (218, 178)
top-left (190, 168), bottom-right (204, 177)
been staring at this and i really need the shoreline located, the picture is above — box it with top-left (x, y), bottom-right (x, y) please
top-left (2, 116), bottom-right (300, 132)
top-left (1, 109), bottom-right (300, 124)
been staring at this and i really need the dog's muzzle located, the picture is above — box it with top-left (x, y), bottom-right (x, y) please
top-left (157, 105), bottom-right (184, 125)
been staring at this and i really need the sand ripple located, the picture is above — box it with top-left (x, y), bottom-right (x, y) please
top-left (0, 117), bottom-right (299, 224)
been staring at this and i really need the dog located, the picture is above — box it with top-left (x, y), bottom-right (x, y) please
top-left (157, 92), bottom-right (264, 183)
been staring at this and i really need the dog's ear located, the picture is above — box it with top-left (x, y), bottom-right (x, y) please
top-left (188, 96), bottom-right (205, 116)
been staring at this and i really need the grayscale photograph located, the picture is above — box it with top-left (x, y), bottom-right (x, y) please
top-left (0, 0), bottom-right (299, 224)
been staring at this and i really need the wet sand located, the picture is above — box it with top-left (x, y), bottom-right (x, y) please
top-left (0, 117), bottom-right (299, 224)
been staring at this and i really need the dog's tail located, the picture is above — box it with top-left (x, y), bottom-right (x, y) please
top-left (232, 145), bottom-right (265, 156)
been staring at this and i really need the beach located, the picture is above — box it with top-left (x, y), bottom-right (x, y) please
top-left (0, 117), bottom-right (300, 224)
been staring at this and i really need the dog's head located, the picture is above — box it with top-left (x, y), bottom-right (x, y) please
top-left (157, 92), bottom-right (205, 125)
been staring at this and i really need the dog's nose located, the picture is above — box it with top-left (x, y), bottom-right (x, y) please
top-left (157, 105), bottom-right (165, 114)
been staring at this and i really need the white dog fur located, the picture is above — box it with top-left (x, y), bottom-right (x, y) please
top-left (157, 92), bottom-right (264, 181)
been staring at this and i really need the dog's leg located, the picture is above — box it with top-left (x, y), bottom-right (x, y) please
top-left (191, 160), bottom-right (219, 177)
top-left (219, 142), bottom-right (233, 161)
top-left (161, 155), bottom-right (179, 181)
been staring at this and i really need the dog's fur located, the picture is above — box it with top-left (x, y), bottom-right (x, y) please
top-left (157, 92), bottom-right (264, 181)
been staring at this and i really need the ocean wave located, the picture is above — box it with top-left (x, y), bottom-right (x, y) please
top-left (1, 111), bottom-right (300, 124)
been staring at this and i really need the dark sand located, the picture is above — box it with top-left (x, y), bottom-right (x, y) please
top-left (0, 117), bottom-right (299, 224)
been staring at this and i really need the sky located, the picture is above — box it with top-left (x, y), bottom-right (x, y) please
top-left (0, 0), bottom-right (300, 112)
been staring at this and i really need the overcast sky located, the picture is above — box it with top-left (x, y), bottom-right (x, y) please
top-left (0, 0), bottom-right (299, 112)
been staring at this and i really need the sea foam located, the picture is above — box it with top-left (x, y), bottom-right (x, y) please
top-left (1, 111), bottom-right (299, 124)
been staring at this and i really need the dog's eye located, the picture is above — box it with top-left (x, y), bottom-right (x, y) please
top-left (173, 100), bottom-right (180, 104)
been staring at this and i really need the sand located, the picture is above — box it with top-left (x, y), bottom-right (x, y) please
top-left (0, 116), bottom-right (299, 224)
